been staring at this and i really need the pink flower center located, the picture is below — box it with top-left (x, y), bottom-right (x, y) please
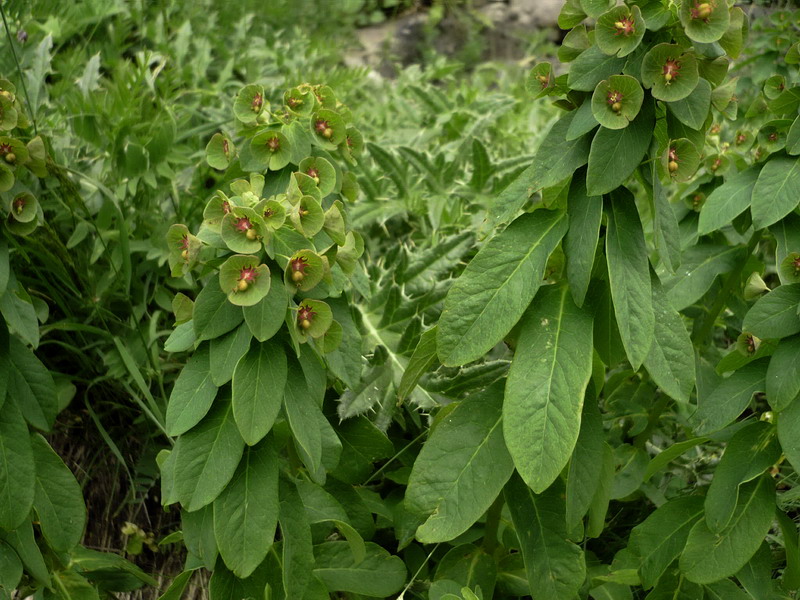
top-left (267, 136), bottom-right (280, 151)
top-left (663, 59), bottom-right (681, 80)
top-left (297, 305), bottom-right (316, 322)
top-left (291, 256), bottom-right (308, 274)
top-left (235, 217), bottom-right (252, 231)
top-left (222, 200), bottom-right (231, 214)
top-left (614, 17), bottom-right (636, 36)
top-left (0, 143), bottom-right (11, 155)
top-left (607, 91), bottom-right (623, 105)
top-left (307, 167), bottom-right (320, 179)
top-left (314, 119), bottom-right (329, 133)
top-left (179, 235), bottom-right (189, 250)
top-left (252, 93), bottom-right (263, 113)
top-left (239, 266), bottom-right (257, 282)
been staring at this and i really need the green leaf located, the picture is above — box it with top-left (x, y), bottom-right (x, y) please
top-left (777, 510), bottom-right (800, 590)
top-left (772, 213), bottom-right (800, 285)
top-left (504, 285), bottom-right (593, 493)
top-left (0, 397), bottom-right (34, 530)
top-left (283, 364), bottom-right (324, 476)
top-left (209, 323), bottom-right (252, 386)
top-left (7, 336), bottom-right (57, 431)
top-left (605, 190), bottom-right (654, 369)
top-left (182, 506), bottom-right (217, 570)
top-left (406, 383), bottom-right (513, 543)
top-left (565, 173), bottom-right (602, 307)
top-left (0, 286), bottom-right (39, 348)
top-left (232, 341), bottom-right (287, 446)
top-left (651, 166), bottom-right (681, 273)
top-left (568, 46), bottom-right (627, 92)
top-left (628, 496), bottom-right (704, 589)
top-left (663, 245), bottom-right (743, 311)
top-left (703, 579), bottom-right (751, 600)
top-left (0, 539), bottom-right (22, 591)
top-left (565, 400), bottom-right (604, 530)
top-left (766, 334), bottom-right (800, 411)
top-left (643, 275), bottom-right (695, 403)
top-left (587, 99), bottom-right (654, 195)
top-left (690, 360), bottom-right (767, 435)
top-left (166, 343), bottom-right (218, 436)
top-left (437, 209), bottom-right (567, 366)
top-left (704, 422), bottom-right (780, 533)
top-left (312, 541), bottom-right (406, 597)
top-left (398, 326), bottom-right (438, 401)
top-left (751, 157), bottom-right (800, 230)
top-left (156, 570), bottom-right (196, 600)
top-left (680, 476), bottom-right (775, 584)
top-left (193, 282), bottom-right (244, 342)
top-left (668, 78), bottom-right (711, 131)
top-left (742, 284), bottom-right (800, 340)
top-left (332, 417), bottom-right (393, 485)
top-left (697, 166), bottom-right (760, 235)
top-left (643, 437), bottom-right (708, 482)
top-left (279, 480), bottom-right (313, 600)
top-left (213, 438), bottom-right (278, 578)
top-left (779, 397), bottom-right (800, 473)
top-left (172, 396), bottom-right (245, 511)
top-left (242, 272), bottom-right (287, 342)
top-left (504, 475), bottom-right (586, 600)
top-left (31, 434), bottom-right (86, 552)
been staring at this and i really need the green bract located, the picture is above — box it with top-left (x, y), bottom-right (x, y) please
top-left (679, 0), bottom-right (731, 44)
top-left (641, 43), bottom-right (699, 102)
top-left (662, 138), bottom-right (701, 183)
top-left (298, 156), bottom-right (336, 197)
top-left (295, 298), bottom-right (332, 339)
top-left (233, 84), bottom-right (267, 125)
top-left (289, 195), bottom-right (324, 237)
top-left (591, 75), bottom-right (643, 129)
top-left (206, 132), bottom-right (235, 170)
top-left (311, 108), bottom-right (345, 149)
top-left (221, 207), bottom-right (267, 253)
top-left (254, 198), bottom-right (287, 231)
top-left (250, 130), bottom-right (292, 171)
top-left (526, 62), bottom-right (555, 98)
top-left (219, 255), bottom-right (271, 307)
top-left (284, 86), bottom-right (315, 116)
top-left (284, 248), bottom-right (324, 292)
top-left (595, 5), bottom-right (645, 58)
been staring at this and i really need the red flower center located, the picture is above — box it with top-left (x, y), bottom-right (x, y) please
top-left (613, 16), bottom-right (636, 36)
top-left (13, 197), bottom-right (26, 212)
top-left (0, 143), bottom-right (11, 155)
top-left (222, 139), bottom-right (229, 155)
top-left (315, 119), bottom-right (329, 133)
top-left (252, 93), bottom-right (263, 113)
top-left (290, 256), bottom-right (308, 274)
top-left (793, 256), bottom-right (800, 274)
top-left (267, 136), bottom-right (280, 151)
top-left (239, 266), bottom-right (257, 282)
top-left (222, 200), bottom-right (231, 214)
top-left (662, 59), bottom-right (681, 81)
top-left (297, 305), bottom-right (316, 322)
top-left (607, 90), bottom-right (623, 105)
top-left (235, 217), bottom-right (253, 231)
top-left (307, 167), bottom-right (320, 179)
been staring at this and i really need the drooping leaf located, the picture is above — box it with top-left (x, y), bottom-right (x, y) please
top-left (6, 336), bottom-right (57, 431)
top-left (0, 397), bottom-right (34, 531)
top-left (697, 165), bottom-right (760, 235)
top-left (663, 245), bottom-right (743, 311)
top-left (565, 400), bottom-right (604, 530)
top-left (690, 360), bottom-right (768, 435)
top-left (312, 541), bottom-right (406, 597)
top-left (279, 480), bottom-right (313, 600)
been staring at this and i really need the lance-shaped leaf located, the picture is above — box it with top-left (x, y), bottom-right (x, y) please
top-left (698, 165), bottom-right (760, 235)
top-left (690, 359), bottom-right (768, 435)
top-left (742, 284), bottom-right (800, 340)
top-left (7, 336), bottom-right (57, 431)
top-left (751, 156), bottom-right (800, 229)
top-left (767, 335), bottom-right (800, 411)
top-left (605, 190), bottom-right (654, 369)
top-left (504, 475), bottom-right (586, 600)
top-left (30, 435), bottom-right (86, 553)
top-left (313, 541), bottom-right (406, 597)
top-left (628, 495), bottom-right (704, 589)
top-left (232, 341), bottom-right (287, 446)
top-left (680, 476), bottom-right (776, 584)
top-left (172, 396), bottom-right (245, 511)
top-left (504, 285), bottom-right (593, 493)
top-left (663, 244), bottom-right (743, 311)
top-left (283, 365), bottom-right (323, 476)
top-left (704, 421), bottom-right (780, 533)
top-left (279, 479), bottom-right (314, 600)
top-left (437, 209), bottom-right (567, 366)
top-left (565, 171), bottom-right (601, 307)
top-left (166, 343), bottom-right (218, 436)
top-left (779, 397), bottom-right (800, 472)
top-left (0, 396), bottom-right (34, 530)
top-left (405, 383), bottom-right (514, 543)
top-left (213, 438), bottom-right (278, 578)
top-left (643, 275), bottom-right (695, 403)
top-left (193, 281), bottom-right (244, 341)
top-left (565, 400), bottom-right (604, 530)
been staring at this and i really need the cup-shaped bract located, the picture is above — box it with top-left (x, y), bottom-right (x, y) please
top-left (323, 203), bottom-right (346, 246)
top-left (341, 172), bottom-right (359, 203)
top-left (221, 207), bottom-right (267, 254)
top-left (288, 172), bottom-right (322, 203)
top-left (0, 136), bottom-right (30, 168)
top-left (219, 254), bottom-right (271, 307)
top-left (299, 156), bottom-right (337, 197)
top-left (595, 5), bottom-right (646, 58)
top-left (206, 133), bottom-right (235, 170)
top-left (0, 95), bottom-right (17, 131)
top-left (250, 130), bottom-right (292, 171)
top-left (526, 63), bottom-right (555, 99)
top-left (167, 224), bottom-right (202, 277)
top-left (295, 299), bottom-right (333, 339)
top-left (314, 85), bottom-right (338, 109)
top-left (758, 120), bottom-right (790, 153)
top-left (336, 231), bottom-right (364, 275)
top-left (343, 127), bottom-right (364, 162)
top-left (203, 191), bottom-right (236, 231)
top-left (234, 84), bottom-right (267, 125)
top-left (679, 0), bottom-right (730, 44)
top-left (591, 75), bottom-right (644, 129)
top-left (5, 206), bottom-right (39, 235)
top-left (284, 86), bottom-right (315, 116)
top-left (311, 109), bottom-right (346, 150)
top-left (642, 44), bottom-right (699, 102)
top-left (284, 249), bottom-right (324, 292)
top-left (318, 319), bottom-right (343, 353)
top-left (8, 192), bottom-right (37, 223)
top-left (254, 198), bottom-right (287, 231)
top-left (0, 163), bottom-right (13, 192)
top-left (662, 138), bottom-right (701, 183)
top-left (704, 154), bottom-right (731, 176)
top-left (290, 195), bottom-right (325, 238)
top-left (779, 253), bottom-right (800, 284)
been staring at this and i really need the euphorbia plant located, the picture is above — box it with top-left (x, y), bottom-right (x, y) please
top-left (398, 1), bottom-right (800, 598)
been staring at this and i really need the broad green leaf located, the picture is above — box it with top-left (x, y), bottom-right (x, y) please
top-left (606, 191), bottom-right (654, 369)
top-left (2, 520), bottom-right (49, 586)
top-left (53, 570), bottom-right (99, 600)
top-left (438, 209), bottom-right (567, 366)
top-left (565, 400), bottom-right (604, 530)
top-left (398, 326), bottom-right (438, 401)
top-left (777, 510), bottom-right (800, 590)
top-left (280, 480), bottom-right (313, 600)
top-left (735, 542), bottom-right (773, 599)
top-left (651, 165), bottom-right (681, 273)
top-left (643, 437), bottom-right (708, 481)
top-left (610, 444), bottom-right (649, 499)
top-left (587, 442), bottom-right (615, 538)
top-left (209, 323), bottom-right (252, 386)
top-left (331, 417), bottom-right (393, 485)
top-left (182, 506), bottom-right (217, 570)
top-left (435, 544), bottom-right (497, 597)
top-left (213, 438), bottom-right (278, 578)
top-left (505, 475), bottom-right (586, 600)
top-left (779, 397), bottom-right (800, 472)
top-left (70, 546), bottom-right (156, 588)
top-left (0, 397), bottom-right (34, 530)
top-left (0, 540), bottom-right (22, 591)
top-left (172, 396), bottom-right (245, 511)
top-left (592, 280), bottom-right (627, 367)
top-left (406, 383), bottom-right (514, 543)
top-left (643, 275), bottom-right (695, 403)
top-left (690, 360), bottom-right (768, 435)
top-left (568, 46), bottom-right (627, 92)
top-left (629, 496), bottom-right (704, 589)
top-left (7, 336), bottom-right (57, 431)
top-left (703, 579), bottom-right (751, 600)
top-left (766, 334), bottom-right (800, 411)
top-left (697, 166), bottom-right (760, 235)
top-left (283, 367), bottom-right (324, 476)
top-left (680, 476), bottom-right (775, 584)
top-left (772, 213), bottom-right (800, 285)
top-left (504, 285), bottom-right (593, 492)
top-left (313, 541), bottom-right (406, 597)
top-left (644, 568), bottom-right (703, 599)
top-left (668, 78), bottom-right (711, 130)
top-left (208, 560), bottom-right (269, 600)
top-left (586, 100), bottom-right (654, 196)
top-left (0, 287), bottom-right (38, 348)
top-left (488, 113), bottom-right (589, 226)
top-left (704, 422), bottom-right (780, 533)
top-left (242, 272), bottom-right (287, 342)
top-left (742, 284), bottom-right (800, 340)
top-left (565, 173), bottom-right (602, 307)
top-left (193, 282), bottom-right (243, 341)
top-left (663, 245), bottom-right (743, 311)
top-left (751, 156), bottom-right (800, 229)
top-left (232, 341), bottom-right (286, 446)
top-left (166, 343), bottom-right (218, 436)
top-left (156, 570), bottom-right (196, 600)
top-left (30, 434), bottom-right (86, 552)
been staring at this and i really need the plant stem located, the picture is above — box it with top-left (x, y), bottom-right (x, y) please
top-left (692, 229), bottom-right (763, 346)
top-left (481, 494), bottom-right (505, 554)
